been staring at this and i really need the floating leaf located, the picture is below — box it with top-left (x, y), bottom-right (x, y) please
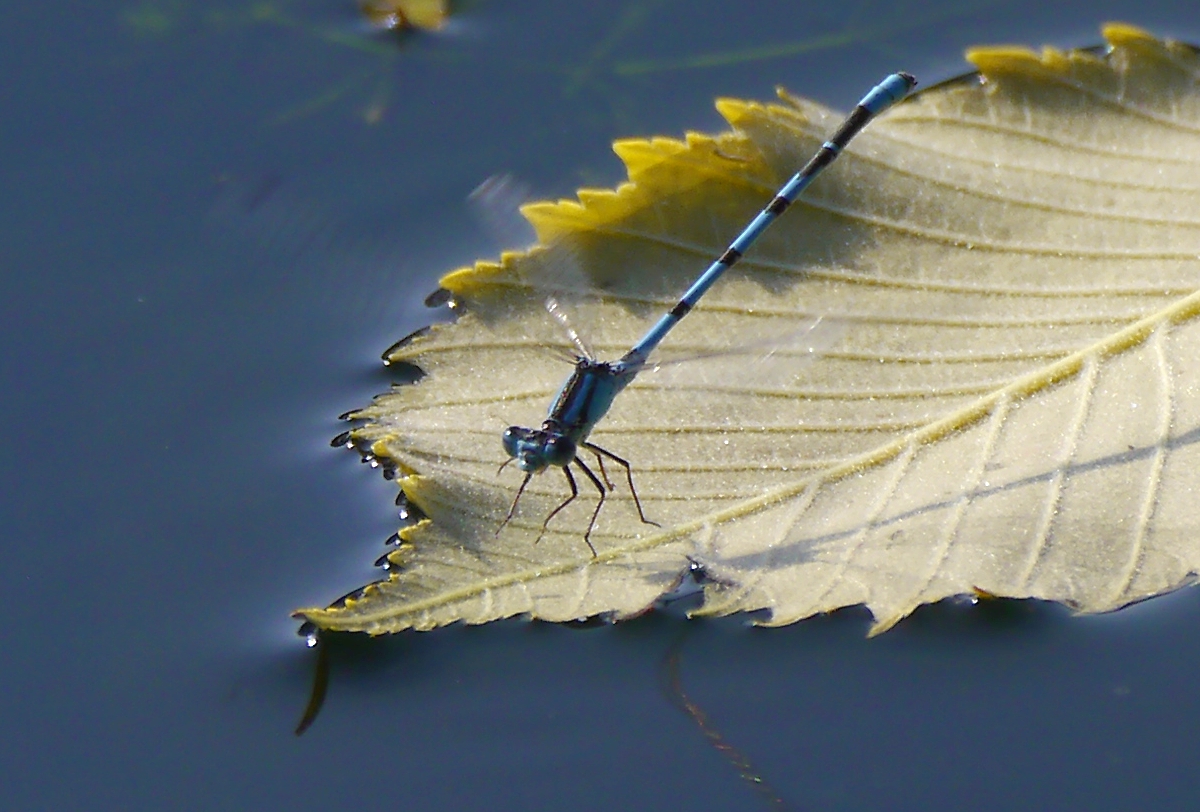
top-left (359, 0), bottom-right (447, 32)
top-left (298, 24), bottom-right (1200, 635)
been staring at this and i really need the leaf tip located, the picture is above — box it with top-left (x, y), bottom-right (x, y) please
top-left (963, 43), bottom-right (1043, 77)
top-left (1101, 21), bottom-right (1156, 47)
top-left (714, 96), bottom-right (754, 124)
top-left (865, 612), bottom-right (904, 637)
top-left (439, 262), bottom-right (492, 296)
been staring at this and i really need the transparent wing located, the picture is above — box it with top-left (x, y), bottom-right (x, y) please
top-left (642, 314), bottom-right (849, 392)
top-left (469, 174), bottom-right (601, 361)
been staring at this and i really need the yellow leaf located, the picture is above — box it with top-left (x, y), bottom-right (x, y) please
top-left (359, 0), bottom-right (447, 31)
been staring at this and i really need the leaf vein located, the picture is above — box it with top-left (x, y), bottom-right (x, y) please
top-left (1017, 356), bottom-right (1100, 591)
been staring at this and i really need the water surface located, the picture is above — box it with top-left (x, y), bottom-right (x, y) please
top-left (3, 1), bottom-right (1198, 809)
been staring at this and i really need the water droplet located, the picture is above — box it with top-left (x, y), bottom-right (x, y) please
top-left (424, 288), bottom-right (454, 308)
top-left (381, 326), bottom-right (432, 361)
top-left (297, 621), bottom-right (320, 648)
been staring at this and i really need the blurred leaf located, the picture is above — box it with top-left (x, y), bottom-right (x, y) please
top-left (122, 1), bottom-right (186, 37)
top-left (359, 0), bottom-right (448, 31)
top-left (298, 24), bottom-right (1200, 635)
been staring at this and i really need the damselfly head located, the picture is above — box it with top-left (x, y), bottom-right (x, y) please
top-left (502, 426), bottom-right (576, 472)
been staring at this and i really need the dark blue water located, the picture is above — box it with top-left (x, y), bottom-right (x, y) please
top-left (4, 2), bottom-right (1199, 809)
